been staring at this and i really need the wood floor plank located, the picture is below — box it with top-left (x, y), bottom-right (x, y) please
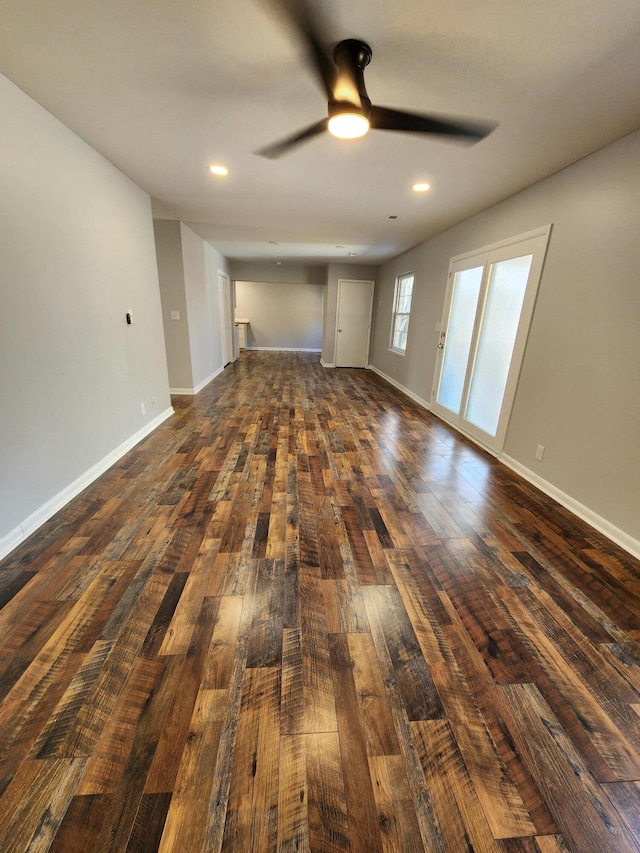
top-left (602, 779), bottom-right (640, 842)
top-left (157, 543), bottom-right (217, 656)
top-left (411, 718), bottom-right (502, 852)
top-left (0, 652), bottom-right (87, 800)
top-left (281, 570), bottom-right (338, 736)
top-left (125, 792), bottom-right (173, 853)
top-left (48, 793), bottom-right (111, 853)
top-left (0, 756), bottom-right (87, 852)
top-left (221, 667), bottom-right (281, 852)
top-left (143, 598), bottom-right (220, 795)
top-left (306, 731), bottom-right (352, 853)
top-left (346, 632), bottom-right (400, 757)
top-left (202, 595), bottom-right (244, 689)
top-left (0, 569), bottom-right (122, 757)
top-left (497, 682), bottom-right (640, 853)
top-left (384, 548), bottom-right (453, 666)
top-left (429, 660), bottom-right (536, 839)
top-left (322, 575), bottom-right (369, 635)
top-left (277, 734), bottom-right (311, 853)
top-left (362, 529), bottom-right (395, 585)
top-left (50, 567), bottom-right (173, 760)
top-left (85, 655), bottom-right (183, 851)
top-left (503, 588), bottom-right (640, 780)
top-left (284, 480), bottom-right (301, 630)
top-left (367, 754), bottom-right (424, 853)
top-left (157, 689), bottom-right (227, 852)
top-left (246, 558), bottom-right (284, 668)
top-left (363, 586), bottom-right (444, 722)
top-left (76, 656), bottom-right (169, 795)
top-left (317, 497), bottom-right (347, 580)
top-left (0, 601), bottom-right (75, 700)
top-left (327, 633), bottom-right (384, 853)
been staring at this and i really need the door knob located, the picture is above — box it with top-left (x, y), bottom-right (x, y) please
top-left (338, 328), bottom-right (342, 332)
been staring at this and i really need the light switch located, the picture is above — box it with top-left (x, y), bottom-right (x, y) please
top-left (170, 311), bottom-right (180, 320)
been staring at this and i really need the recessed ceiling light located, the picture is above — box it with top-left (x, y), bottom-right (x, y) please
top-left (412, 182), bottom-right (431, 193)
top-left (208, 164), bottom-right (228, 176)
top-left (348, 252), bottom-right (357, 256)
top-left (336, 245), bottom-right (346, 249)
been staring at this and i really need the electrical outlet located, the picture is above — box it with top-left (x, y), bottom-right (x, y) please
top-left (140, 402), bottom-right (146, 416)
top-left (535, 444), bottom-right (545, 462)
top-left (170, 310), bottom-right (180, 320)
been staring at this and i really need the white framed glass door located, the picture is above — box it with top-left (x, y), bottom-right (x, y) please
top-left (431, 226), bottom-right (551, 454)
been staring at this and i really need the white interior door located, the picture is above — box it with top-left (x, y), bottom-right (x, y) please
top-left (218, 271), bottom-right (233, 365)
top-left (431, 227), bottom-right (551, 454)
top-left (335, 279), bottom-right (374, 367)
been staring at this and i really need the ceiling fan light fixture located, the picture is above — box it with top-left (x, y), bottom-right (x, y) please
top-left (328, 112), bottom-right (370, 140)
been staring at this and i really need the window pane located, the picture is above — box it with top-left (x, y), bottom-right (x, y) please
top-left (436, 266), bottom-right (484, 414)
top-left (397, 294), bottom-right (411, 314)
top-left (395, 313), bottom-right (409, 334)
top-left (400, 277), bottom-right (414, 298)
top-left (393, 330), bottom-right (407, 351)
top-left (464, 254), bottom-right (532, 435)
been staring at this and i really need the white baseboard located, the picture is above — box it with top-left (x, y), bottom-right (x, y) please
top-left (320, 359), bottom-right (335, 368)
top-left (366, 364), bottom-right (431, 411)
top-left (170, 365), bottom-right (225, 396)
top-left (501, 454), bottom-right (640, 560)
top-left (246, 347), bottom-right (322, 353)
top-left (0, 406), bottom-right (174, 562)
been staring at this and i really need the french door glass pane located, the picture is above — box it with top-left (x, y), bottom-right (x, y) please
top-left (436, 266), bottom-right (483, 414)
top-left (464, 254), bottom-right (533, 435)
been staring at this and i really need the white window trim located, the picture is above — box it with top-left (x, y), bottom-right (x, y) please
top-left (389, 270), bottom-right (414, 356)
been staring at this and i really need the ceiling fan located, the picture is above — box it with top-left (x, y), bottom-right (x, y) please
top-left (255, 0), bottom-right (497, 159)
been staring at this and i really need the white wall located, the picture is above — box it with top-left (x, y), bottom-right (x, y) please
top-left (154, 221), bottom-right (230, 393)
top-left (235, 281), bottom-right (324, 351)
top-left (181, 224), bottom-right (229, 388)
top-left (369, 129), bottom-right (640, 551)
top-left (154, 220), bottom-right (193, 390)
top-left (229, 261), bottom-right (325, 285)
top-left (0, 73), bottom-right (172, 557)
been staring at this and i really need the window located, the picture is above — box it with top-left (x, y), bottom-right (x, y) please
top-left (390, 272), bottom-right (414, 354)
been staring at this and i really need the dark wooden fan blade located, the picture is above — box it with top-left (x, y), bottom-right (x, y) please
top-left (255, 118), bottom-right (328, 159)
top-left (370, 105), bottom-right (497, 142)
top-left (262, 0), bottom-right (336, 99)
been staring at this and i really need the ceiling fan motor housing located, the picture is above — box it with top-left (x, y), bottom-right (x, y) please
top-left (330, 39), bottom-right (372, 116)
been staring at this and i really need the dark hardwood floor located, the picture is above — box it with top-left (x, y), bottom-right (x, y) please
top-left (1, 351), bottom-right (640, 852)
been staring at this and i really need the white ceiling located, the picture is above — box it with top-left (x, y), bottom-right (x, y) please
top-left (2, 0), bottom-right (640, 265)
